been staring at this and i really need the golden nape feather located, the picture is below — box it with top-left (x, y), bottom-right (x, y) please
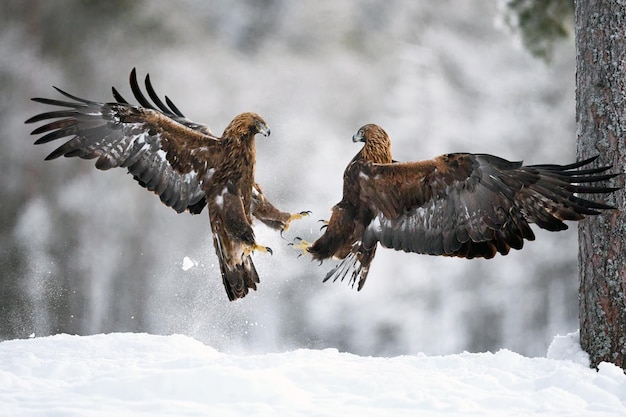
top-left (298, 124), bottom-right (620, 291)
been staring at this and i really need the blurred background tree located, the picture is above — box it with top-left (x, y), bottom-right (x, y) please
top-left (499, 0), bottom-right (574, 60)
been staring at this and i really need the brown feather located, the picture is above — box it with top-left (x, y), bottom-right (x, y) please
top-left (308, 124), bottom-right (619, 290)
top-left (26, 70), bottom-right (301, 301)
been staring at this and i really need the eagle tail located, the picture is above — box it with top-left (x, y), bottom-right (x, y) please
top-left (212, 236), bottom-right (259, 301)
top-left (221, 256), bottom-right (260, 301)
top-left (322, 242), bottom-right (376, 291)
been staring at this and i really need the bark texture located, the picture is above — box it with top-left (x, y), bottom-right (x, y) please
top-left (576, 0), bottom-right (626, 369)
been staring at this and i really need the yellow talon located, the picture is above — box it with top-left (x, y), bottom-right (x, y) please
top-left (243, 243), bottom-right (273, 258)
top-left (289, 237), bottom-right (311, 257)
top-left (282, 210), bottom-right (311, 232)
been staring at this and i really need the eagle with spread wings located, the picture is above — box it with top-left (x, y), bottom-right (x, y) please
top-left (26, 69), bottom-right (307, 301)
top-left (295, 124), bottom-right (619, 290)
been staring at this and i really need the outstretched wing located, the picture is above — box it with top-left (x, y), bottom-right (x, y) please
top-left (26, 68), bottom-right (220, 214)
top-left (360, 153), bottom-right (618, 259)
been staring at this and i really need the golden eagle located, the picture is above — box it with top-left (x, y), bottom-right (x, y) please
top-left (26, 69), bottom-right (307, 301)
top-left (295, 124), bottom-right (618, 290)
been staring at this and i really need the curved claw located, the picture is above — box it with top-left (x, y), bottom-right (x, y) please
top-left (317, 219), bottom-right (329, 231)
top-left (290, 237), bottom-right (311, 257)
top-left (243, 243), bottom-right (273, 258)
top-left (288, 237), bottom-right (303, 246)
top-left (282, 210), bottom-right (312, 233)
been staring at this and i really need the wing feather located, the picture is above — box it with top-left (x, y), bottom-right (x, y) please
top-left (26, 70), bottom-right (220, 214)
top-left (127, 68), bottom-right (209, 133)
top-left (111, 86), bottom-right (129, 104)
top-left (144, 73), bottom-right (184, 117)
top-left (360, 153), bottom-right (617, 259)
top-left (129, 68), bottom-right (156, 110)
top-left (309, 123), bottom-right (618, 291)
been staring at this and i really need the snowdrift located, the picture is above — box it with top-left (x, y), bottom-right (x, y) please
top-left (1, 332), bottom-right (624, 416)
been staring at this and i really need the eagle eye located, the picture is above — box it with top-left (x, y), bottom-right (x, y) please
top-left (253, 120), bottom-right (270, 137)
top-left (352, 128), bottom-right (366, 143)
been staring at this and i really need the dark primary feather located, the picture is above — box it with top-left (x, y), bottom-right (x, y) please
top-left (369, 153), bottom-right (618, 257)
top-left (26, 70), bottom-right (215, 214)
top-left (307, 124), bottom-right (619, 291)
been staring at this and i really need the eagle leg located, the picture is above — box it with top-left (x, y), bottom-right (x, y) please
top-left (242, 243), bottom-right (273, 258)
top-left (281, 211), bottom-right (312, 234)
top-left (289, 236), bottom-right (312, 258)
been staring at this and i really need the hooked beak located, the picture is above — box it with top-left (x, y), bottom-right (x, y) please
top-left (352, 129), bottom-right (365, 143)
top-left (258, 123), bottom-right (271, 137)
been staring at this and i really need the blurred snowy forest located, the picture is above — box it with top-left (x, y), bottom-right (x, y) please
top-left (1, 0), bottom-right (578, 357)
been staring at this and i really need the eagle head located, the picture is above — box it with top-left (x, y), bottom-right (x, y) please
top-left (246, 112), bottom-right (270, 137)
top-left (352, 124), bottom-right (387, 144)
top-left (225, 112), bottom-right (271, 140)
top-left (352, 124), bottom-right (392, 164)
top-left (251, 113), bottom-right (271, 137)
top-left (352, 126), bottom-right (367, 143)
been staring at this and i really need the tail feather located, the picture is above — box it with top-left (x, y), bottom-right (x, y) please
top-left (220, 256), bottom-right (259, 301)
top-left (322, 242), bottom-right (376, 291)
top-left (213, 236), bottom-right (260, 301)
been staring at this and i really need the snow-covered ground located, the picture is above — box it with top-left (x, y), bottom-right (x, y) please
top-left (1, 332), bottom-right (624, 417)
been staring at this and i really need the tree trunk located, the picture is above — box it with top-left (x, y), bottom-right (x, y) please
top-left (576, 0), bottom-right (626, 369)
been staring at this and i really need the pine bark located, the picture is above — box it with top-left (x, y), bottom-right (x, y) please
top-left (576, 0), bottom-right (626, 369)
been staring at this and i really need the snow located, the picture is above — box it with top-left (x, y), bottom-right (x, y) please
top-left (1, 332), bottom-right (624, 417)
top-left (181, 256), bottom-right (197, 271)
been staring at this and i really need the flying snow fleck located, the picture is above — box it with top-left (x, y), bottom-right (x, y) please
top-left (182, 256), bottom-right (197, 271)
